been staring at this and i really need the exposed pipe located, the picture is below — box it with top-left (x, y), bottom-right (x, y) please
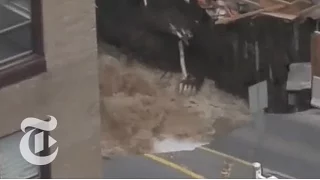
top-left (178, 40), bottom-right (188, 79)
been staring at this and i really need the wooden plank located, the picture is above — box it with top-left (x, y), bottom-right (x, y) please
top-left (241, 0), bottom-right (261, 7)
top-left (261, 11), bottom-right (297, 19)
top-left (215, 4), bottom-right (286, 24)
top-left (311, 31), bottom-right (320, 77)
top-left (269, 0), bottom-right (312, 5)
top-left (310, 32), bottom-right (320, 107)
top-left (297, 3), bottom-right (320, 17)
top-left (260, 0), bottom-right (312, 15)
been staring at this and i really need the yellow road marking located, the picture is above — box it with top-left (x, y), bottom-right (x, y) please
top-left (144, 154), bottom-right (205, 179)
top-left (198, 146), bottom-right (252, 166)
top-left (198, 147), bottom-right (296, 179)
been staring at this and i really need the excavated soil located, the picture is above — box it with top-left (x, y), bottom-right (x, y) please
top-left (99, 44), bottom-right (250, 156)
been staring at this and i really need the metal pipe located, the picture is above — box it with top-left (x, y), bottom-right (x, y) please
top-left (178, 40), bottom-right (188, 79)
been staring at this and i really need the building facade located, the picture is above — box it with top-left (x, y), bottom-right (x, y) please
top-left (0, 0), bottom-right (102, 178)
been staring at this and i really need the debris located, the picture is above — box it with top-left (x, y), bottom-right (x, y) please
top-left (196, 0), bottom-right (320, 24)
top-left (286, 63), bottom-right (312, 91)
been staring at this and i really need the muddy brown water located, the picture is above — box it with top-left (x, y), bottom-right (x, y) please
top-left (99, 43), bottom-right (250, 156)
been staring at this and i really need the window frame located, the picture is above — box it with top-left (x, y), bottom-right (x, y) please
top-left (0, 0), bottom-right (46, 89)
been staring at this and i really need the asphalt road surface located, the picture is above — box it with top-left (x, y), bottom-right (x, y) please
top-left (209, 109), bottom-right (320, 179)
top-left (103, 109), bottom-right (320, 179)
top-left (103, 147), bottom-right (255, 179)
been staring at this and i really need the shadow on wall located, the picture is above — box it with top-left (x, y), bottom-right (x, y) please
top-left (95, 0), bottom-right (316, 113)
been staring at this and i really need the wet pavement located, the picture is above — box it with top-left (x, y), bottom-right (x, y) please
top-left (103, 147), bottom-right (255, 179)
top-left (103, 109), bottom-right (320, 179)
top-left (103, 155), bottom-right (192, 179)
top-left (209, 109), bottom-right (320, 179)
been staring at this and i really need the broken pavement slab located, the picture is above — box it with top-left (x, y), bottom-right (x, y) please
top-left (311, 76), bottom-right (320, 108)
top-left (286, 63), bottom-right (312, 111)
top-left (286, 62), bottom-right (312, 91)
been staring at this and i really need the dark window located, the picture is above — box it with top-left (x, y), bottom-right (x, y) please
top-left (0, 0), bottom-right (46, 89)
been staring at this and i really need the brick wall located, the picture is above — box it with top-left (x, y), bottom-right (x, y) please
top-left (0, 0), bottom-right (102, 178)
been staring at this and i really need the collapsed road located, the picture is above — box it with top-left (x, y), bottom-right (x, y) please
top-left (96, 0), bottom-right (318, 113)
top-left (96, 0), bottom-right (320, 178)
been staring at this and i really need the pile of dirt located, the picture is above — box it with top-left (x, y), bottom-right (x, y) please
top-left (99, 45), bottom-right (250, 156)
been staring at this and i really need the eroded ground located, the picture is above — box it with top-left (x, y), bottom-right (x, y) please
top-left (99, 43), bottom-right (250, 156)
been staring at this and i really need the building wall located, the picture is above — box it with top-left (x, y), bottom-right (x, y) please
top-left (0, 0), bottom-right (102, 178)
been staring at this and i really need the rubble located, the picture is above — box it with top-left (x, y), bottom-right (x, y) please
top-left (196, 0), bottom-right (320, 23)
top-left (286, 63), bottom-right (312, 91)
top-left (97, 0), bottom-right (320, 157)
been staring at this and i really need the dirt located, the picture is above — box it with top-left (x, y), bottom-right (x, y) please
top-left (99, 44), bottom-right (250, 156)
